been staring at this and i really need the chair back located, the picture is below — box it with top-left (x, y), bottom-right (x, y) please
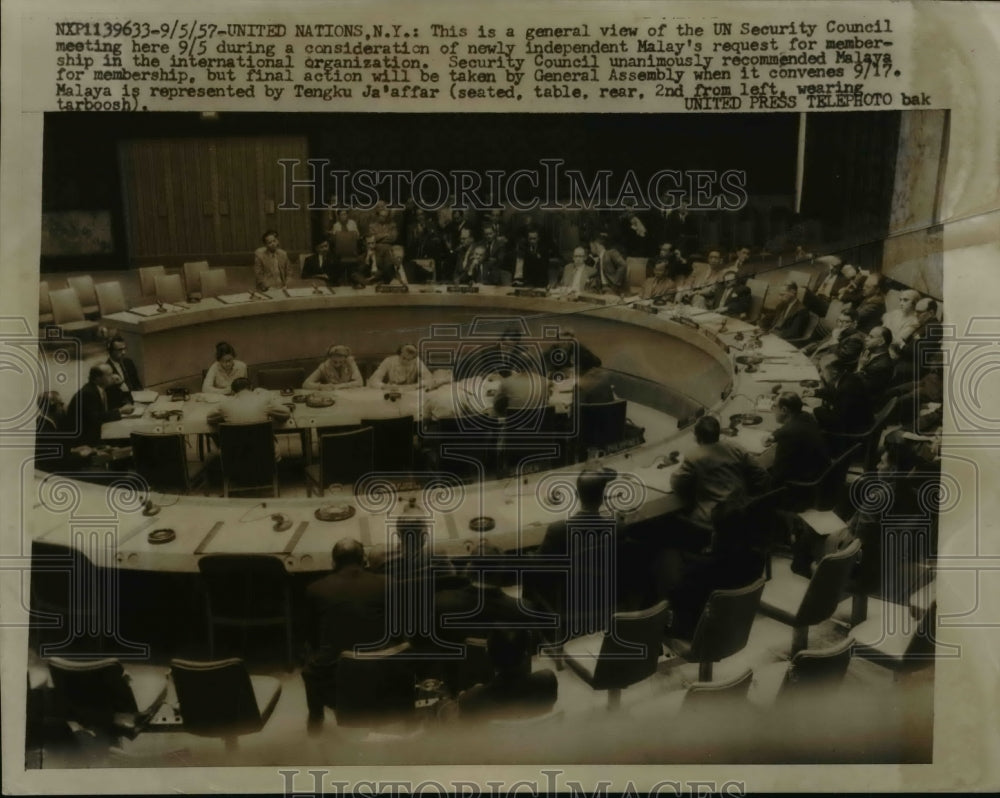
top-left (625, 257), bottom-right (649, 290)
top-left (787, 270), bottom-right (811, 301)
top-left (333, 230), bottom-right (359, 259)
top-left (217, 421), bottom-right (277, 495)
top-left (95, 281), bottom-right (127, 317)
top-left (197, 554), bottom-right (290, 620)
top-left (360, 415), bottom-right (415, 472)
top-left (860, 397), bottom-right (898, 471)
top-left (745, 278), bottom-right (768, 322)
top-left (47, 657), bottom-right (138, 730)
top-left (154, 273), bottom-right (185, 304)
top-left (130, 432), bottom-right (191, 493)
top-left (579, 399), bottom-right (627, 451)
top-left (794, 538), bottom-right (861, 626)
top-left (255, 367), bottom-right (305, 391)
top-left (714, 486), bottom-right (786, 557)
top-left (786, 443), bottom-right (861, 512)
top-left (687, 578), bottom-right (766, 664)
top-left (49, 287), bottom-right (87, 325)
top-left (335, 642), bottom-right (416, 727)
top-left (169, 658), bottom-right (266, 738)
top-left (67, 275), bottom-right (99, 310)
top-left (200, 268), bottom-right (228, 298)
top-left (681, 667), bottom-right (753, 711)
top-left (183, 261), bottom-right (210, 294)
top-left (319, 426), bottom-right (375, 489)
top-left (138, 265), bottom-right (165, 297)
top-left (39, 281), bottom-right (54, 320)
top-left (776, 637), bottom-right (853, 702)
top-left (589, 600), bottom-right (670, 690)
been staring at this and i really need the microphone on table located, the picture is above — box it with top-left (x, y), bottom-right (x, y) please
top-left (142, 498), bottom-right (160, 517)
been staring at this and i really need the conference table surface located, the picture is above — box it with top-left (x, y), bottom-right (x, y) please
top-left (34, 296), bottom-right (821, 573)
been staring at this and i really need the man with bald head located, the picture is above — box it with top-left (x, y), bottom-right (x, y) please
top-left (65, 363), bottom-right (134, 447)
top-left (302, 538), bottom-right (388, 733)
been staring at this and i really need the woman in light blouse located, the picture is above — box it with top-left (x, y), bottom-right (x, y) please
top-left (202, 341), bottom-right (248, 395)
top-left (368, 344), bottom-right (432, 391)
top-left (303, 344), bottom-right (364, 390)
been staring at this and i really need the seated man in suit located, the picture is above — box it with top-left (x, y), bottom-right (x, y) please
top-left (690, 250), bottom-right (735, 309)
top-left (458, 629), bottom-right (558, 721)
top-left (587, 233), bottom-right (627, 294)
top-left (716, 272), bottom-right (753, 317)
top-left (852, 272), bottom-right (888, 332)
top-left (301, 539), bottom-right (389, 733)
top-left (300, 238), bottom-right (338, 284)
top-left (767, 392), bottom-right (831, 488)
top-left (763, 281), bottom-right (812, 341)
top-left (64, 364), bottom-right (135, 447)
top-left (35, 391), bottom-right (68, 470)
top-left (640, 260), bottom-right (675, 301)
top-left (104, 336), bottom-right (143, 411)
top-left (539, 467), bottom-right (617, 555)
top-left (804, 255), bottom-right (847, 316)
top-left (205, 377), bottom-right (290, 425)
top-left (804, 307), bottom-right (867, 385)
top-left (556, 247), bottom-right (596, 293)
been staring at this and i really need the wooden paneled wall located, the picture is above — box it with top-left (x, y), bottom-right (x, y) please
top-left (119, 136), bottom-right (312, 264)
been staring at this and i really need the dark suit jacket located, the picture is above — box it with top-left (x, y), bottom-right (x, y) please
top-left (593, 248), bottom-right (627, 292)
top-left (809, 270), bottom-right (848, 299)
top-left (64, 382), bottom-right (124, 446)
top-left (718, 284), bottom-right (752, 316)
top-left (769, 411), bottom-right (831, 486)
top-left (433, 584), bottom-right (540, 643)
top-left (855, 295), bottom-right (887, 332)
top-left (670, 441), bottom-right (770, 529)
top-left (301, 253), bottom-right (336, 282)
top-left (856, 348), bottom-right (895, 397)
top-left (105, 357), bottom-right (143, 411)
top-left (770, 299), bottom-right (812, 341)
top-left (305, 565), bottom-right (387, 660)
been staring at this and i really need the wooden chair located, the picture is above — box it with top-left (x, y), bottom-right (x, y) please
top-left (561, 600), bottom-right (670, 709)
top-left (664, 578), bottom-right (766, 682)
top-left (94, 280), bottom-right (127, 317)
top-left (760, 539), bottom-right (862, 654)
top-left (130, 432), bottom-right (205, 494)
top-left (154, 273), bottom-right (185, 304)
top-left (304, 426), bottom-right (375, 497)
top-left (169, 657), bottom-right (282, 752)
top-left (48, 287), bottom-right (99, 338)
top-left (217, 421), bottom-right (279, 498)
top-left (67, 275), bottom-right (100, 317)
top-left (200, 268), bottom-right (228, 298)
top-left (196, 555), bottom-right (294, 669)
top-left (182, 260), bottom-right (210, 294)
top-left (750, 637), bottom-right (854, 707)
top-left (137, 265), bottom-right (165, 298)
top-left (665, 667), bottom-right (755, 716)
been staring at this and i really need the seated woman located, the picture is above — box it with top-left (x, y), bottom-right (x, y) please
top-left (367, 344), bottom-right (432, 391)
top-left (201, 341), bottom-right (248, 395)
top-left (303, 344), bottom-right (363, 391)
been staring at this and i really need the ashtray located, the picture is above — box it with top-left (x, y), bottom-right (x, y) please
top-left (469, 516), bottom-right (495, 533)
top-left (306, 393), bottom-right (335, 408)
top-left (739, 413), bottom-right (763, 426)
top-left (148, 528), bottom-right (176, 545)
top-left (314, 503), bottom-right (356, 522)
top-left (799, 379), bottom-right (820, 389)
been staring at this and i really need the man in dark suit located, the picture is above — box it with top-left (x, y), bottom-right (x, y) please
top-left (64, 364), bottom-right (134, 447)
top-left (768, 392), bottom-right (831, 487)
top-left (301, 538), bottom-right (388, 733)
top-left (451, 228), bottom-right (478, 284)
top-left (587, 234), bottom-right (627, 294)
top-left (853, 273), bottom-right (888, 332)
top-left (716, 273), bottom-right (753, 318)
top-left (301, 238), bottom-right (338, 284)
top-left (104, 336), bottom-right (143, 411)
top-left (766, 282), bottom-right (812, 341)
top-left (808, 328), bottom-right (893, 434)
top-left (515, 229), bottom-right (557, 288)
top-left (354, 233), bottom-right (394, 287)
top-left (805, 307), bottom-right (867, 384)
top-left (479, 224), bottom-right (509, 285)
top-left (805, 255), bottom-right (848, 316)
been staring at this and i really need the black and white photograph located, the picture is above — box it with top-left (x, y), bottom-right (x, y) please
top-left (23, 109), bottom-right (945, 768)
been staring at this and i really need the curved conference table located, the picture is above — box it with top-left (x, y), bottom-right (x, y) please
top-left (31, 287), bottom-right (821, 574)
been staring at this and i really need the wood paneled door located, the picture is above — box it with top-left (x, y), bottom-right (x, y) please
top-left (119, 136), bottom-right (312, 265)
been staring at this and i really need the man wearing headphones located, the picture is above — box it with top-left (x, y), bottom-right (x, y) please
top-left (104, 335), bottom-right (143, 411)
